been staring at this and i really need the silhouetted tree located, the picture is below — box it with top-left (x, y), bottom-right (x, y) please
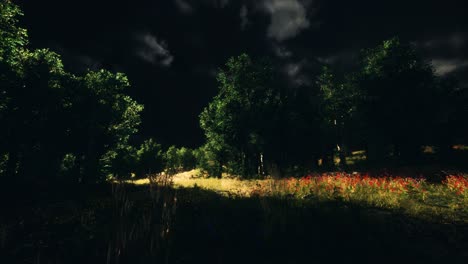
top-left (0, 2), bottom-right (144, 183)
top-left (351, 38), bottom-right (438, 164)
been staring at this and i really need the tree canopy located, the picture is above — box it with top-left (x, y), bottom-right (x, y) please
top-left (0, 1), bottom-right (144, 183)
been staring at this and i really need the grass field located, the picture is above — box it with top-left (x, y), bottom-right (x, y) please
top-left (1, 171), bottom-right (467, 263)
top-left (133, 170), bottom-right (468, 223)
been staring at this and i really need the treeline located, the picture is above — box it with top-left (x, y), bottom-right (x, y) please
top-left (1, 2), bottom-right (467, 183)
top-left (0, 2), bottom-right (209, 184)
top-left (198, 43), bottom-right (467, 178)
top-left (0, 2), bottom-right (160, 184)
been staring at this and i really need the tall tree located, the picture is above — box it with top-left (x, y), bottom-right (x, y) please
top-left (68, 70), bottom-right (143, 183)
top-left (0, 2), bottom-right (144, 183)
top-left (352, 38), bottom-right (438, 164)
top-left (200, 54), bottom-right (281, 177)
top-left (0, 0), bottom-right (28, 179)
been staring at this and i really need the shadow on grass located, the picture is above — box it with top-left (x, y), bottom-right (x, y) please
top-left (0, 182), bottom-right (467, 264)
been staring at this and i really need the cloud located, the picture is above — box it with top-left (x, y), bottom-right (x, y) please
top-left (283, 59), bottom-right (310, 86)
top-left (260, 0), bottom-right (311, 42)
top-left (431, 59), bottom-right (468, 76)
top-left (175, 0), bottom-right (194, 14)
top-left (413, 33), bottom-right (468, 76)
top-left (413, 33), bottom-right (468, 63)
top-left (240, 5), bottom-right (249, 30)
top-left (272, 43), bottom-right (293, 58)
top-left (137, 33), bottom-right (174, 67)
top-left (317, 50), bottom-right (357, 66)
top-left (421, 33), bottom-right (466, 51)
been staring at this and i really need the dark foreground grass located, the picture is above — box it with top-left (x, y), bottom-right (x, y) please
top-left (0, 182), bottom-right (467, 264)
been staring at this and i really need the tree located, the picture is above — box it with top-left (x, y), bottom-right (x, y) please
top-left (431, 76), bottom-right (468, 163)
top-left (0, 2), bottom-right (144, 183)
top-left (177, 147), bottom-right (196, 171)
top-left (66, 70), bottom-right (144, 183)
top-left (0, 1), bottom-right (28, 65)
top-left (0, 1), bottom-right (29, 179)
top-left (100, 143), bottom-right (137, 180)
top-left (316, 66), bottom-right (361, 168)
top-left (0, 45), bottom-right (68, 180)
top-left (136, 138), bottom-right (164, 177)
top-left (164, 145), bottom-right (179, 175)
top-left (200, 54), bottom-right (282, 177)
top-left (352, 38), bottom-right (438, 164)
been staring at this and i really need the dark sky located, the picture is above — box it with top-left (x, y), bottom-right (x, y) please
top-left (13, 0), bottom-right (468, 147)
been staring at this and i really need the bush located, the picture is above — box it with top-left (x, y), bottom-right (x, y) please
top-left (136, 139), bottom-right (164, 177)
top-left (164, 146), bottom-right (197, 174)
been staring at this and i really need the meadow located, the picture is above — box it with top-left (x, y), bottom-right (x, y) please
top-left (1, 171), bottom-right (468, 263)
top-left (134, 170), bottom-right (468, 223)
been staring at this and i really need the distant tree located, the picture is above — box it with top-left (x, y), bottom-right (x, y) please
top-left (194, 144), bottom-right (223, 178)
top-left (177, 147), bottom-right (196, 171)
top-left (136, 138), bottom-right (164, 177)
top-left (164, 145), bottom-right (179, 174)
top-left (100, 143), bottom-right (137, 180)
top-left (432, 76), bottom-right (468, 162)
top-left (316, 66), bottom-right (361, 168)
top-left (352, 38), bottom-right (438, 164)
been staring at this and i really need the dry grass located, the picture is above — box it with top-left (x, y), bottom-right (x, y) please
top-left (132, 170), bottom-right (265, 197)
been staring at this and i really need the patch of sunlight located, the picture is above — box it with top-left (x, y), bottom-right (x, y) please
top-left (351, 150), bottom-right (366, 155)
top-left (130, 169), bottom-right (266, 197)
top-left (422, 145), bottom-right (436, 154)
top-left (346, 150), bottom-right (367, 165)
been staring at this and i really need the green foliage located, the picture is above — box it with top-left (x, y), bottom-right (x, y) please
top-left (177, 147), bottom-right (197, 171)
top-left (136, 138), bottom-right (164, 177)
top-left (316, 66), bottom-right (363, 168)
top-left (0, 2), bottom-right (144, 183)
top-left (164, 146), bottom-right (179, 174)
top-left (164, 146), bottom-right (197, 174)
top-left (0, 1), bottom-right (28, 65)
top-left (101, 144), bottom-right (137, 180)
top-left (193, 145), bottom-right (222, 177)
top-left (317, 66), bottom-right (360, 127)
top-left (200, 54), bottom-right (281, 177)
top-left (55, 69), bottom-right (143, 183)
top-left (351, 37), bottom-right (438, 162)
top-left (59, 153), bottom-right (77, 180)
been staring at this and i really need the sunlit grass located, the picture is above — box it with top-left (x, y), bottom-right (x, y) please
top-left (132, 170), bottom-right (260, 197)
top-left (133, 170), bottom-right (468, 222)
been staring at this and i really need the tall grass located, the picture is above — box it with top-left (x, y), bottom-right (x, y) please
top-left (138, 171), bottom-right (467, 222)
top-left (251, 173), bottom-right (468, 222)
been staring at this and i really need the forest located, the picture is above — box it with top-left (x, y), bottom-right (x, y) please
top-left (1, 1), bottom-right (467, 263)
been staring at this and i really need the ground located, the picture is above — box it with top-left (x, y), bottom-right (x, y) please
top-left (0, 171), bottom-right (467, 263)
